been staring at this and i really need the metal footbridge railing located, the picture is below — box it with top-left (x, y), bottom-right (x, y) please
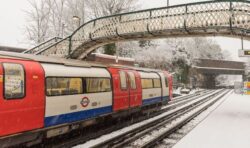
top-left (23, 37), bottom-right (62, 54)
top-left (31, 1), bottom-right (250, 59)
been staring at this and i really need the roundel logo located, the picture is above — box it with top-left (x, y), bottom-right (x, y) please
top-left (80, 97), bottom-right (90, 107)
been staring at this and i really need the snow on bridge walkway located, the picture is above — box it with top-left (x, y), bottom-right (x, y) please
top-left (174, 93), bottom-right (250, 148)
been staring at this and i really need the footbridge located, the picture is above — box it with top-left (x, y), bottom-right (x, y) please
top-left (193, 59), bottom-right (245, 75)
top-left (190, 59), bottom-right (246, 88)
top-left (24, 1), bottom-right (250, 59)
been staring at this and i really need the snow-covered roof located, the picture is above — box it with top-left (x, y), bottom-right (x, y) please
top-left (193, 66), bottom-right (245, 71)
top-left (92, 53), bottom-right (135, 62)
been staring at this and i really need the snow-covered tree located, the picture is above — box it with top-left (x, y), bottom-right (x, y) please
top-left (127, 37), bottom-right (231, 84)
top-left (85, 0), bottom-right (138, 19)
top-left (133, 40), bottom-right (173, 69)
top-left (25, 0), bottom-right (51, 45)
top-left (132, 37), bottom-right (226, 69)
top-left (117, 41), bottom-right (138, 58)
top-left (25, 0), bottom-right (86, 45)
top-left (25, 0), bottom-right (139, 50)
top-left (86, 0), bottom-right (138, 55)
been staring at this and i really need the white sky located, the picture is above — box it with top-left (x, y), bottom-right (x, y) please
top-left (0, 0), bottom-right (250, 61)
top-left (0, 0), bottom-right (30, 47)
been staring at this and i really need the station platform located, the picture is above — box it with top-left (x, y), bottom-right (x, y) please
top-left (174, 93), bottom-right (250, 148)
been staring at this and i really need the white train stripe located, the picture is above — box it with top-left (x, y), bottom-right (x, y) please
top-left (139, 71), bottom-right (159, 79)
top-left (45, 92), bottom-right (112, 117)
top-left (42, 63), bottom-right (111, 78)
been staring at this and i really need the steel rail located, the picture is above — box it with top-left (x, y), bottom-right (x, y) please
top-left (95, 90), bottom-right (227, 148)
top-left (157, 89), bottom-right (233, 148)
top-left (163, 90), bottom-right (214, 111)
top-left (79, 89), bottom-right (224, 148)
top-left (169, 89), bottom-right (209, 104)
top-left (139, 89), bottom-right (231, 148)
top-left (107, 89), bottom-right (229, 148)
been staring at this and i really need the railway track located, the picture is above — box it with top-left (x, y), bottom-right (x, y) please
top-left (64, 90), bottom-right (224, 147)
top-left (125, 90), bottom-right (231, 148)
top-left (44, 89), bottom-right (220, 148)
top-left (157, 90), bottom-right (233, 148)
top-left (170, 89), bottom-right (208, 104)
top-left (162, 90), bottom-right (213, 111)
top-left (81, 89), bottom-right (228, 148)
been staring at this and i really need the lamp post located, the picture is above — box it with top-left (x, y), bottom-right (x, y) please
top-left (62, 23), bottom-right (65, 38)
top-left (116, 43), bottom-right (120, 64)
top-left (73, 15), bottom-right (81, 28)
top-left (167, 0), bottom-right (169, 6)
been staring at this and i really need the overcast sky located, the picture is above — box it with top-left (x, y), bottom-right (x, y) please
top-left (0, 0), bottom-right (249, 61)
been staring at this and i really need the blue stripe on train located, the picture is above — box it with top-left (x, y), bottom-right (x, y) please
top-left (45, 96), bottom-right (171, 127)
top-left (142, 96), bottom-right (170, 106)
top-left (162, 96), bottom-right (170, 102)
top-left (45, 106), bottom-right (112, 127)
top-left (142, 96), bottom-right (162, 105)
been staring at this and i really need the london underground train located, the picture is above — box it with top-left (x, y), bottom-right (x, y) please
top-left (0, 51), bottom-right (172, 147)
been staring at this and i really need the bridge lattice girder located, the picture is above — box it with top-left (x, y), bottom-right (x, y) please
top-left (192, 59), bottom-right (245, 75)
top-left (27, 1), bottom-right (250, 59)
top-left (24, 37), bottom-right (62, 54)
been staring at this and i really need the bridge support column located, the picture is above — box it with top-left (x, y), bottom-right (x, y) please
top-left (242, 75), bottom-right (246, 81)
top-left (203, 74), bottom-right (216, 89)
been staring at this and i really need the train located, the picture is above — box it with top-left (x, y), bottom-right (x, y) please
top-left (0, 51), bottom-right (172, 147)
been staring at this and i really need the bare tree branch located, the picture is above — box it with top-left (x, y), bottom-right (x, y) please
top-left (24, 0), bottom-right (138, 46)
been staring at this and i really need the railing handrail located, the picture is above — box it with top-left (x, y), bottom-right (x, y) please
top-left (23, 37), bottom-right (62, 53)
top-left (35, 36), bottom-right (70, 55)
top-left (34, 0), bottom-right (250, 59)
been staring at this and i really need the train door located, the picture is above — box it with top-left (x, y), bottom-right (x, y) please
top-left (109, 68), bottom-right (142, 111)
top-left (168, 75), bottom-right (173, 100)
top-left (158, 72), bottom-right (167, 102)
top-left (0, 59), bottom-right (45, 136)
top-left (163, 71), bottom-right (173, 101)
top-left (109, 68), bottom-right (129, 111)
top-left (127, 71), bottom-right (142, 108)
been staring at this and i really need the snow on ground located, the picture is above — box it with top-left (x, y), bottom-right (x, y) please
top-left (173, 87), bottom-right (182, 95)
top-left (74, 90), bottom-right (221, 148)
top-left (157, 90), bottom-right (233, 148)
top-left (174, 93), bottom-right (250, 148)
top-left (173, 88), bottom-right (204, 97)
top-left (189, 89), bottom-right (198, 94)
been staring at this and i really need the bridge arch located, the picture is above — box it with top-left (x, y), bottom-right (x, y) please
top-left (27, 0), bottom-right (250, 59)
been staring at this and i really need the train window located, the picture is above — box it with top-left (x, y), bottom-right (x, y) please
top-left (3, 63), bottom-right (25, 99)
top-left (153, 79), bottom-right (161, 88)
top-left (119, 71), bottom-right (127, 90)
top-left (69, 78), bottom-right (83, 94)
top-left (86, 78), bottom-right (111, 93)
top-left (128, 72), bottom-right (136, 89)
top-left (141, 79), bottom-right (153, 89)
top-left (46, 77), bottom-right (83, 96)
top-left (165, 77), bottom-right (169, 87)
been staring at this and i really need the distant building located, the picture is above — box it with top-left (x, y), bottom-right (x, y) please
top-left (86, 53), bottom-right (135, 66)
top-left (0, 45), bottom-right (26, 53)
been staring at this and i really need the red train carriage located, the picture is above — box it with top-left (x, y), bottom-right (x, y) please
top-left (0, 58), bottom-right (45, 136)
top-left (108, 67), bottom-right (142, 111)
top-left (0, 51), bottom-right (172, 147)
top-left (164, 71), bottom-right (173, 101)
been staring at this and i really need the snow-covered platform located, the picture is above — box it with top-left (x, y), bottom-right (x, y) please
top-left (174, 93), bottom-right (250, 148)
